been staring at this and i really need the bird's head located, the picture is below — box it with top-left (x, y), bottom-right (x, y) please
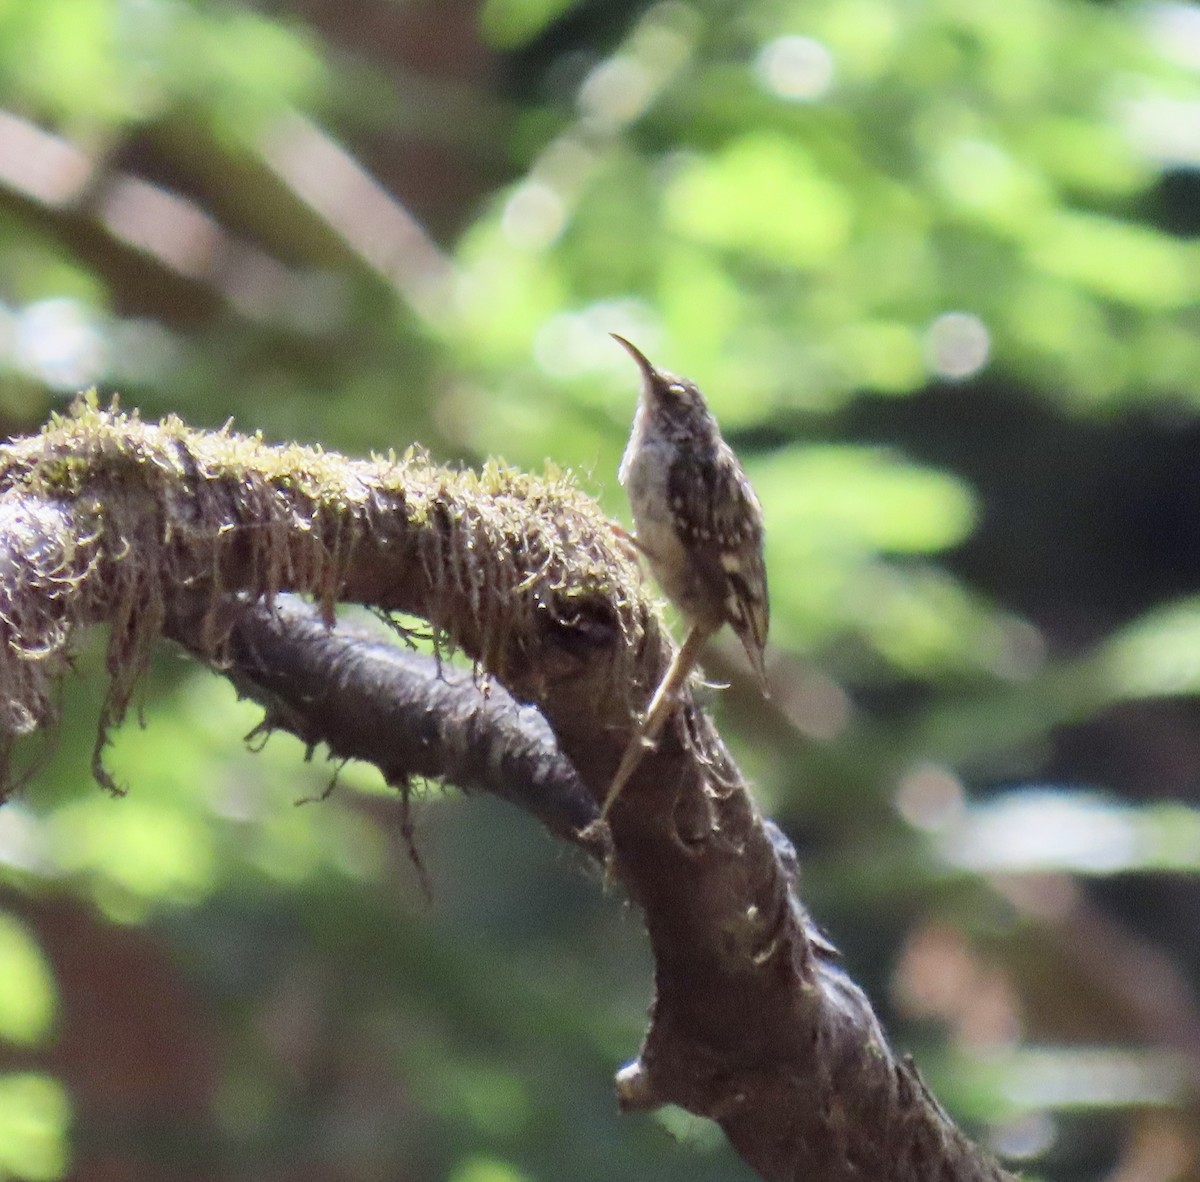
top-left (610, 334), bottom-right (711, 429)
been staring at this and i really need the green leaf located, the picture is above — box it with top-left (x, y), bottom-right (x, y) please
top-left (753, 445), bottom-right (976, 555)
top-left (665, 133), bottom-right (852, 269)
top-left (1103, 597), bottom-right (1200, 699)
top-left (448, 1156), bottom-right (533, 1182)
top-left (0, 1074), bottom-right (70, 1181)
top-left (479, 0), bottom-right (583, 49)
top-left (0, 914), bottom-right (56, 1046)
top-left (1029, 213), bottom-right (1197, 309)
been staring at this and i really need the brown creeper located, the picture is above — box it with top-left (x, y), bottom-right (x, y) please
top-left (601, 334), bottom-right (769, 818)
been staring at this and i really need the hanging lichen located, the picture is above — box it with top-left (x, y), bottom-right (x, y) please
top-left (0, 396), bottom-right (658, 795)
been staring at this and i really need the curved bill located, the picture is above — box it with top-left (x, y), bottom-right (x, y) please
top-left (609, 333), bottom-right (659, 382)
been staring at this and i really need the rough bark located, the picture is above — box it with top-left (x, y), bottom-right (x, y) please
top-left (166, 593), bottom-right (603, 848)
top-left (0, 402), bottom-right (1014, 1182)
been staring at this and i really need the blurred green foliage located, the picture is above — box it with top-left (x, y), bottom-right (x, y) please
top-left (0, 0), bottom-right (1199, 1179)
top-left (0, 913), bottom-right (55, 1045)
top-left (0, 1074), bottom-right (69, 1182)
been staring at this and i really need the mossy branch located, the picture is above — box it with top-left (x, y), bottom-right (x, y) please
top-left (0, 397), bottom-right (654, 790)
top-left (0, 400), bottom-right (1013, 1182)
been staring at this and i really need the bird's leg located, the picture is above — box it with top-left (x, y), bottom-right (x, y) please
top-left (600, 622), bottom-right (711, 819)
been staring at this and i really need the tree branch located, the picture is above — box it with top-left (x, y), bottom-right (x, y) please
top-left (165, 593), bottom-right (602, 850)
top-left (0, 402), bottom-right (1014, 1182)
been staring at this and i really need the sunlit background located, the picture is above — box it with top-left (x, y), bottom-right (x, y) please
top-left (0, 0), bottom-right (1198, 1179)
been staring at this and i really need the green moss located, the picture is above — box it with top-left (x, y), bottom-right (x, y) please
top-left (0, 397), bottom-right (657, 795)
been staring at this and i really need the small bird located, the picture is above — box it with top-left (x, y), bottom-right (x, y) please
top-left (601, 334), bottom-right (769, 819)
